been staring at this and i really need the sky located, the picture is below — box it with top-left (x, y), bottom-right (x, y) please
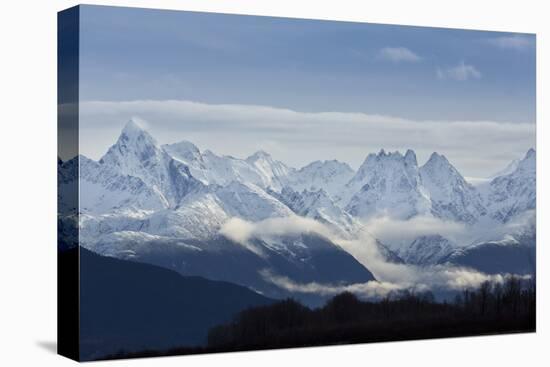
top-left (76, 5), bottom-right (536, 177)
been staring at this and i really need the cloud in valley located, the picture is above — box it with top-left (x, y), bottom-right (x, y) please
top-left (220, 216), bottom-right (335, 244)
top-left (219, 215), bottom-right (530, 299)
top-left (361, 215), bottom-right (466, 246)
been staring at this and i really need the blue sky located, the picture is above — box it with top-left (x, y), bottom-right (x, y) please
top-left (78, 5), bottom-right (536, 176)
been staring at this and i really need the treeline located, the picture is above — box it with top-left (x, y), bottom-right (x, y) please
top-left (207, 277), bottom-right (535, 350)
top-left (103, 277), bottom-right (535, 360)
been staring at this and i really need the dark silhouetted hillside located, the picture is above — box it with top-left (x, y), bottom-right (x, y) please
top-left (207, 278), bottom-right (535, 352)
top-left (77, 247), bottom-right (273, 360)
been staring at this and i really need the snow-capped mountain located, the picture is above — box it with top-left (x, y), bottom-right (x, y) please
top-left (400, 235), bottom-right (455, 266)
top-left (164, 141), bottom-right (264, 187)
top-left (215, 181), bottom-right (294, 220)
top-left (483, 149), bottom-right (536, 223)
top-left (164, 141), bottom-right (293, 191)
top-left (245, 150), bottom-right (294, 191)
top-left (286, 160), bottom-right (355, 198)
top-left (344, 149), bottom-right (431, 219)
top-left (273, 187), bottom-right (362, 238)
top-left (68, 120), bottom-right (536, 302)
top-left (99, 120), bottom-right (203, 207)
top-left (80, 155), bottom-right (169, 214)
top-left (420, 152), bottom-right (486, 224)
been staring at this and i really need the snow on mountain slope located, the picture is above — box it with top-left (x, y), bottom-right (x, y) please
top-left (344, 149), bottom-right (431, 219)
top-left (201, 150), bottom-right (267, 186)
top-left (80, 181), bottom-right (295, 248)
top-left (490, 158), bottom-right (520, 179)
top-left (72, 119), bottom-right (537, 289)
top-left (245, 150), bottom-right (294, 191)
top-left (216, 181), bottom-right (294, 220)
top-left (80, 155), bottom-right (169, 214)
top-left (164, 141), bottom-right (292, 190)
top-left (100, 120), bottom-right (202, 206)
top-left (400, 235), bottom-right (455, 266)
top-left (162, 140), bottom-right (210, 183)
top-left (420, 153), bottom-right (486, 224)
top-left (274, 187), bottom-right (361, 238)
top-left (286, 160), bottom-right (355, 198)
top-left (483, 149), bottom-right (536, 223)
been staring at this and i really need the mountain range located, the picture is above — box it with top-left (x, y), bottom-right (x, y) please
top-left (58, 119), bottom-right (536, 303)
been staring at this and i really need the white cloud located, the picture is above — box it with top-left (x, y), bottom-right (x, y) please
top-left (76, 99), bottom-right (534, 177)
top-left (361, 215), bottom-right (466, 246)
top-left (260, 262), bottom-right (528, 300)
top-left (260, 269), bottom-right (408, 299)
top-left (378, 47), bottom-right (421, 63)
top-left (220, 216), bottom-right (335, 242)
top-left (485, 35), bottom-right (534, 51)
top-left (331, 230), bottom-right (530, 295)
top-left (437, 62), bottom-right (482, 81)
top-left (219, 216), bottom-right (336, 257)
top-left (220, 215), bottom-right (532, 300)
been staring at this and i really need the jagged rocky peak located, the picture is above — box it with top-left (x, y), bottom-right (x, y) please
top-left (301, 159), bottom-right (353, 173)
top-left (120, 119), bottom-right (156, 144)
top-left (404, 149), bottom-right (418, 166)
top-left (344, 149), bottom-right (431, 219)
top-left (101, 119), bottom-right (160, 164)
top-left (245, 150), bottom-right (293, 191)
top-left (163, 140), bottom-right (203, 165)
top-left (420, 151), bottom-right (485, 223)
top-left (287, 159), bottom-right (355, 198)
top-left (352, 148), bottom-right (417, 184)
top-left (420, 152), bottom-right (464, 181)
top-left (518, 148), bottom-right (535, 172)
top-left (424, 151), bottom-right (449, 166)
top-left (485, 148), bottom-right (536, 223)
top-left (246, 150), bottom-right (272, 162)
top-left (420, 152), bottom-right (461, 182)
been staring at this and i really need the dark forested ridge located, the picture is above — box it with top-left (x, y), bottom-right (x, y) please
top-left (77, 247), bottom-right (274, 361)
top-left (104, 277), bottom-right (535, 360)
top-left (207, 278), bottom-right (535, 351)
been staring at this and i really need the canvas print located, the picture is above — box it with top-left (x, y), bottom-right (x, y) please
top-left (58, 5), bottom-right (536, 362)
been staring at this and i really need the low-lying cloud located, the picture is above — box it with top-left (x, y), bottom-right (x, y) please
top-left (220, 216), bottom-right (335, 242)
top-left (260, 264), bottom-right (527, 301)
top-left (220, 214), bottom-right (531, 300)
top-left (260, 269), bottom-right (408, 299)
top-left (219, 216), bottom-right (336, 257)
top-left (361, 215), bottom-right (466, 247)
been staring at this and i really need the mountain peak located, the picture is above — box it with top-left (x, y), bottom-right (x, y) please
top-left (525, 148), bottom-right (535, 160)
top-left (404, 149), bottom-right (417, 165)
top-left (515, 148), bottom-right (535, 174)
top-left (113, 119), bottom-right (158, 149)
top-left (377, 149), bottom-right (402, 158)
top-left (426, 152), bottom-right (448, 164)
top-left (247, 150), bottom-right (271, 162)
top-left (122, 118), bottom-right (147, 135)
top-left (163, 141), bottom-right (202, 166)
